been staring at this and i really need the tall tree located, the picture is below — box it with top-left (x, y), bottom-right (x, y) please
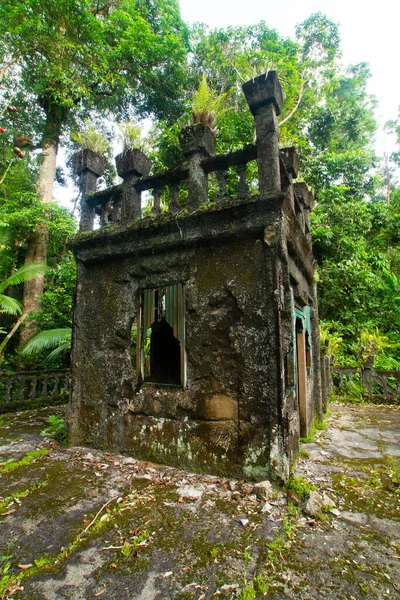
top-left (0, 0), bottom-right (188, 341)
top-left (150, 14), bottom-right (342, 171)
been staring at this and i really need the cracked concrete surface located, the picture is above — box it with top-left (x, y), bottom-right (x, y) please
top-left (0, 402), bottom-right (399, 599)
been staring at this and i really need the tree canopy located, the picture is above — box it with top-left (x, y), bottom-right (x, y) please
top-left (0, 8), bottom-right (399, 370)
top-left (0, 0), bottom-right (189, 344)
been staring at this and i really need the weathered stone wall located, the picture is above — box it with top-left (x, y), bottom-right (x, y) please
top-left (69, 191), bottom-right (320, 480)
top-left (68, 70), bottom-right (322, 480)
top-left (69, 197), bottom-right (288, 478)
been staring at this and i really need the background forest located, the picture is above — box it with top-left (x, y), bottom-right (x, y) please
top-left (0, 0), bottom-right (399, 372)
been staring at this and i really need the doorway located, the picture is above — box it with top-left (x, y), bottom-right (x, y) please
top-left (295, 315), bottom-right (307, 438)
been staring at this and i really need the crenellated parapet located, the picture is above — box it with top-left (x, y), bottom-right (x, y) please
top-left (72, 72), bottom-right (313, 244)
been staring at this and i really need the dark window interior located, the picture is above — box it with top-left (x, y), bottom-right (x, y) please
top-left (305, 330), bottom-right (311, 370)
top-left (141, 285), bottom-right (184, 386)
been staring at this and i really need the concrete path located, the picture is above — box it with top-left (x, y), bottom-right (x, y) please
top-left (0, 402), bottom-right (399, 599)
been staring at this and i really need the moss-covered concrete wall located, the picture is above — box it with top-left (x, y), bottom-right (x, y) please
top-left (68, 194), bottom-right (321, 480)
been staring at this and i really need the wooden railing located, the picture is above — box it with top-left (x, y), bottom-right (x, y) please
top-left (332, 366), bottom-right (400, 401)
top-left (0, 369), bottom-right (70, 410)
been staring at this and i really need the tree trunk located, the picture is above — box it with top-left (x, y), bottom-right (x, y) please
top-left (0, 311), bottom-right (29, 357)
top-left (19, 101), bottom-right (66, 345)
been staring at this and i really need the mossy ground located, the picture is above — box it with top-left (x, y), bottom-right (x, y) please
top-left (0, 402), bottom-right (399, 599)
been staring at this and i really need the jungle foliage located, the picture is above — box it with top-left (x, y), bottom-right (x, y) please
top-left (0, 8), bottom-right (399, 369)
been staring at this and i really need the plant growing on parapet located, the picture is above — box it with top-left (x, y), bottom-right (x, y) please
top-left (71, 124), bottom-right (109, 156)
top-left (191, 74), bottom-right (231, 135)
top-left (357, 329), bottom-right (389, 368)
top-left (117, 119), bottom-right (149, 153)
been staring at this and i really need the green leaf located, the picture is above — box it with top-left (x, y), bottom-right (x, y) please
top-left (0, 262), bottom-right (47, 293)
top-left (0, 294), bottom-right (23, 315)
top-left (19, 328), bottom-right (72, 357)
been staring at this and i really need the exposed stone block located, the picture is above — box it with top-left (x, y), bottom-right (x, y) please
top-left (196, 394), bottom-right (238, 421)
top-left (242, 71), bottom-right (284, 117)
top-left (115, 148), bottom-right (152, 179)
top-left (179, 123), bottom-right (216, 158)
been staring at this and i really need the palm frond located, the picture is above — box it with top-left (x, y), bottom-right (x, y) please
top-left (20, 328), bottom-right (72, 356)
top-left (46, 341), bottom-right (71, 362)
top-left (0, 294), bottom-right (23, 315)
top-left (0, 262), bottom-right (47, 293)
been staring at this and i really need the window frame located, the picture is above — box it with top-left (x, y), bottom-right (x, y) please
top-left (137, 283), bottom-right (186, 389)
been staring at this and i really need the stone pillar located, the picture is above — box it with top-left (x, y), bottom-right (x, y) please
top-left (361, 367), bottom-right (373, 400)
top-left (242, 71), bottom-right (284, 196)
top-left (280, 147), bottom-right (299, 210)
top-left (294, 183), bottom-right (314, 240)
top-left (72, 149), bottom-right (105, 232)
top-left (179, 123), bottom-right (216, 212)
top-left (115, 148), bottom-right (152, 223)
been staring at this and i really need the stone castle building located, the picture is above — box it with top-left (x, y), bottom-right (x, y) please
top-left (68, 72), bottom-right (323, 481)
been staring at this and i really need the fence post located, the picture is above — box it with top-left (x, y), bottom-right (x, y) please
top-left (242, 71), bottom-right (283, 196)
top-left (71, 149), bottom-right (106, 232)
top-left (361, 367), bottom-right (373, 400)
top-left (179, 123), bottom-right (216, 212)
top-left (115, 149), bottom-right (152, 222)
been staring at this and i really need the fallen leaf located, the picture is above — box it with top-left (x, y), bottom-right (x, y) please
top-left (0, 509), bottom-right (17, 516)
top-left (5, 584), bottom-right (23, 595)
top-left (18, 564), bottom-right (33, 570)
top-left (94, 589), bottom-right (106, 597)
top-left (221, 584), bottom-right (239, 591)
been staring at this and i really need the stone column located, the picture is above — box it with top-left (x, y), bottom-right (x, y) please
top-left (179, 123), bottom-right (216, 212)
top-left (115, 148), bottom-right (152, 223)
top-left (72, 149), bottom-right (105, 232)
top-left (280, 147), bottom-right (299, 210)
top-left (242, 71), bottom-right (284, 196)
top-left (294, 182), bottom-right (314, 240)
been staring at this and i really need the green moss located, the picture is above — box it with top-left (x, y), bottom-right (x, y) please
top-left (300, 415), bottom-right (328, 443)
top-left (0, 393), bottom-right (69, 415)
top-left (284, 475), bottom-right (316, 499)
top-left (0, 448), bottom-right (49, 474)
top-left (0, 479), bottom-right (48, 514)
top-left (298, 448), bottom-right (310, 459)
